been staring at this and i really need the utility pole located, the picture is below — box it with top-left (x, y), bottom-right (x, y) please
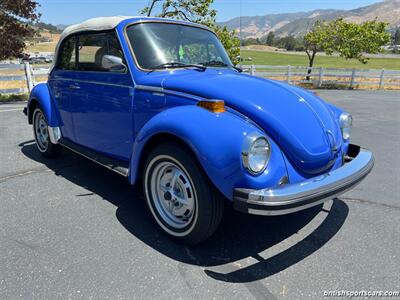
top-left (239, 0), bottom-right (242, 66)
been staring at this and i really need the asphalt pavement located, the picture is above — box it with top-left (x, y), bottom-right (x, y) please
top-left (0, 90), bottom-right (399, 299)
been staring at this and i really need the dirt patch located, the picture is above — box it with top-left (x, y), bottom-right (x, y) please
top-left (241, 45), bottom-right (284, 52)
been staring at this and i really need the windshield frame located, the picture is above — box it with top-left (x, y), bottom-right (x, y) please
top-left (123, 20), bottom-right (233, 72)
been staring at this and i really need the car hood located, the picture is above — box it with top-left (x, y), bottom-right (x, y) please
top-left (144, 69), bottom-right (342, 174)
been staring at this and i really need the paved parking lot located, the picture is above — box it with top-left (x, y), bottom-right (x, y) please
top-left (0, 90), bottom-right (399, 299)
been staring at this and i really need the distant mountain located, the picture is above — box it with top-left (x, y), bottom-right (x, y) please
top-left (56, 24), bottom-right (68, 31)
top-left (219, 0), bottom-right (400, 39)
top-left (31, 21), bottom-right (62, 33)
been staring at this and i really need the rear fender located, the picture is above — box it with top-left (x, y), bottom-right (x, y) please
top-left (129, 105), bottom-right (287, 200)
top-left (28, 83), bottom-right (60, 128)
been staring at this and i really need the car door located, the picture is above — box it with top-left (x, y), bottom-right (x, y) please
top-left (70, 31), bottom-right (134, 162)
top-left (48, 35), bottom-right (78, 141)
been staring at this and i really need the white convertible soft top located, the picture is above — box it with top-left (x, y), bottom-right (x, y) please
top-left (61, 16), bottom-right (139, 39)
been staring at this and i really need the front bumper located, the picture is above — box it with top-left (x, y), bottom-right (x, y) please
top-left (233, 144), bottom-right (374, 216)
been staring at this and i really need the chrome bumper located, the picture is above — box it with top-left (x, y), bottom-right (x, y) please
top-left (233, 144), bottom-right (374, 216)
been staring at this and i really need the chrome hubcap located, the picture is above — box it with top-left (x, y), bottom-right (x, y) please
top-left (34, 110), bottom-right (49, 151)
top-left (150, 161), bottom-right (195, 229)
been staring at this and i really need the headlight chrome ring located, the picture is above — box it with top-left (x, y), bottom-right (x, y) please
top-left (242, 132), bottom-right (271, 175)
top-left (339, 112), bottom-right (353, 140)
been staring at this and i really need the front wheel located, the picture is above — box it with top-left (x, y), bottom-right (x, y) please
top-left (143, 143), bottom-right (224, 244)
top-left (33, 107), bottom-right (62, 158)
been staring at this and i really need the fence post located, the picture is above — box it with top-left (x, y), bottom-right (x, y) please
top-left (379, 69), bottom-right (385, 89)
top-left (317, 67), bottom-right (324, 88)
top-left (287, 65), bottom-right (291, 84)
top-left (350, 68), bottom-right (356, 89)
top-left (250, 64), bottom-right (255, 76)
top-left (24, 62), bottom-right (34, 92)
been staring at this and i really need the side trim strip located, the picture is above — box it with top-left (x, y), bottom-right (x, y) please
top-left (135, 84), bottom-right (164, 93)
top-left (134, 85), bottom-right (204, 101)
top-left (50, 77), bottom-right (132, 89)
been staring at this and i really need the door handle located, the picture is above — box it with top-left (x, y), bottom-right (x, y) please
top-left (69, 85), bottom-right (80, 90)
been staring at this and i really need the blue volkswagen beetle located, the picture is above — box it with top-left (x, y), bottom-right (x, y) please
top-left (24, 16), bottom-right (374, 244)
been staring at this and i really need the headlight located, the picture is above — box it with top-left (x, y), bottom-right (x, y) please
top-left (339, 112), bottom-right (353, 140)
top-left (242, 132), bottom-right (271, 175)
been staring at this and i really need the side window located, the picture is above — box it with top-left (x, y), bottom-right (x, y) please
top-left (76, 32), bottom-right (125, 72)
top-left (57, 36), bottom-right (77, 70)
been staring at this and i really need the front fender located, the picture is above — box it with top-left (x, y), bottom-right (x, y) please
top-left (28, 83), bottom-right (60, 127)
top-left (129, 105), bottom-right (287, 200)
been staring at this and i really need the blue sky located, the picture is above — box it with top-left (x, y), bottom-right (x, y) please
top-left (37, 0), bottom-right (382, 25)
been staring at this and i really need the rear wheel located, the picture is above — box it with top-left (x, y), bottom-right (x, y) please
top-left (143, 143), bottom-right (224, 244)
top-left (33, 107), bottom-right (62, 158)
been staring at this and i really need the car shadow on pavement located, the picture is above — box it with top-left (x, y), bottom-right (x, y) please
top-left (21, 142), bottom-right (349, 283)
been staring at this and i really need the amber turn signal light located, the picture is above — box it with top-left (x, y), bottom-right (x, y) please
top-left (197, 100), bottom-right (226, 113)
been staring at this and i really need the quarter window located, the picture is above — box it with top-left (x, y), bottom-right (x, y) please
top-left (56, 31), bottom-right (125, 72)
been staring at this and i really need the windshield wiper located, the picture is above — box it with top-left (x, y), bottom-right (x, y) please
top-left (200, 60), bottom-right (243, 72)
top-left (200, 60), bottom-right (228, 67)
top-left (149, 62), bottom-right (206, 71)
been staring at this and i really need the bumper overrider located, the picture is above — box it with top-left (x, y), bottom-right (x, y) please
top-left (234, 144), bottom-right (374, 216)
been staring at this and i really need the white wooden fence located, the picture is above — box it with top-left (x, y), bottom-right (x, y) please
top-left (0, 63), bottom-right (49, 94)
top-left (1, 63), bottom-right (400, 94)
top-left (242, 65), bottom-right (400, 89)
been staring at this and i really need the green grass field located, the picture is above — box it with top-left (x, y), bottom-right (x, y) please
top-left (241, 50), bottom-right (400, 70)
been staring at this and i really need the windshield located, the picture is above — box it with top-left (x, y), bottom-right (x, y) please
top-left (126, 22), bottom-right (232, 70)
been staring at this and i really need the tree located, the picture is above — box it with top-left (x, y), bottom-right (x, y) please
top-left (304, 18), bottom-right (390, 78)
top-left (327, 18), bottom-right (390, 63)
top-left (0, 0), bottom-right (40, 60)
top-left (303, 20), bottom-right (333, 76)
top-left (282, 35), bottom-right (296, 51)
top-left (141, 0), bottom-right (240, 64)
top-left (394, 28), bottom-right (400, 53)
top-left (242, 38), bottom-right (266, 46)
top-left (394, 28), bottom-right (400, 45)
top-left (273, 36), bottom-right (298, 51)
top-left (143, 0), bottom-right (216, 24)
top-left (213, 25), bottom-right (240, 64)
top-left (266, 31), bottom-right (275, 46)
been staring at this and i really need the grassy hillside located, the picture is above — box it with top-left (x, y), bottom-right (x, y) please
top-left (26, 42), bottom-right (58, 53)
top-left (241, 50), bottom-right (400, 70)
top-left (26, 32), bottom-right (60, 53)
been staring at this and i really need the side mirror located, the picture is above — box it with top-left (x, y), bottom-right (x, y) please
top-left (101, 55), bottom-right (127, 72)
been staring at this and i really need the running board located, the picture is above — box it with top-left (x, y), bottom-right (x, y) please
top-left (59, 138), bottom-right (129, 177)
